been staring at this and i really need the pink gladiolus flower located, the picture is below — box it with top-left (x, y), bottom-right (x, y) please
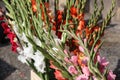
top-left (68, 66), bottom-right (78, 74)
top-left (76, 74), bottom-right (89, 80)
top-left (70, 56), bottom-right (78, 65)
top-left (107, 70), bottom-right (116, 80)
top-left (94, 48), bottom-right (97, 53)
top-left (64, 57), bottom-right (70, 63)
top-left (79, 46), bottom-right (84, 52)
top-left (81, 66), bottom-right (90, 76)
top-left (92, 76), bottom-right (97, 80)
top-left (97, 55), bottom-right (109, 66)
top-left (64, 49), bottom-right (68, 55)
top-left (81, 57), bottom-right (89, 65)
top-left (97, 55), bottom-right (109, 73)
top-left (84, 38), bottom-right (87, 44)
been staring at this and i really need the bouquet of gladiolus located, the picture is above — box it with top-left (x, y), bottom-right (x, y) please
top-left (3, 0), bottom-right (116, 80)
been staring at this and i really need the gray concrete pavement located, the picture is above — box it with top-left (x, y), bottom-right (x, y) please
top-left (100, 21), bottom-right (120, 80)
top-left (0, 45), bottom-right (30, 80)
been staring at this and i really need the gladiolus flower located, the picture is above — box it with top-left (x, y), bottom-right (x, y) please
top-left (50, 61), bottom-right (58, 69)
top-left (79, 46), bottom-right (84, 52)
top-left (68, 65), bottom-right (78, 74)
top-left (57, 10), bottom-right (63, 24)
top-left (78, 53), bottom-right (87, 66)
top-left (81, 57), bottom-right (89, 65)
top-left (11, 42), bottom-right (18, 52)
top-left (76, 74), bottom-right (89, 80)
top-left (93, 26), bottom-right (100, 32)
top-left (64, 49), bottom-right (68, 55)
top-left (77, 20), bottom-right (85, 31)
top-left (97, 55), bottom-right (109, 73)
top-left (97, 55), bottom-right (109, 66)
top-left (84, 38), bottom-right (87, 44)
top-left (107, 70), bottom-right (116, 80)
top-left (78, 13), bottom-right (84, 20)
top-left (32, 50), bottom-right (45, 73)
top-left (93, 76), bottom-right (97, 80)
top-left (31, 0), bottom-right (37, 12)
top-left (64, 57), bottom-right (70, 63)
top-left (54, 70), bottom-right (67, 80)
top-left (81, 66), bottom-right (90, 76)
top-left (70, 6), bottom-right (77, 18)
top-left (7, 32), bottom-right (16, 43)
top-left (70, 56), bottom-right (78, 65)
top-left (1, 21), bottom-right (18, 52)
top-left (86, 27), bottom-right (91, 39)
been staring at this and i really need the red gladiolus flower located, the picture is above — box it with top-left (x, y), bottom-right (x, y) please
top-left (7, 32), bottom-right (15, 43)
top-left (1, 19), bottom-right (18, 52)
top-left (0, 17), bottom-right (4, 20)
top-left (1, 22), bottom-right (10, 34)
top-left (11, 41), bottom-right (18, 52)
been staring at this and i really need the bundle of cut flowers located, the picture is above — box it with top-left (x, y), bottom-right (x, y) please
top-left (3, 0), bottom-right (116, 80)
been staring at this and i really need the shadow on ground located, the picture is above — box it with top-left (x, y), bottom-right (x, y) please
top-left (114, 59), bottom-right (120, 80)
top-left (0, 43), bottom-right (10, 47)
top-left (0, 59), bottom-right (16, 80)
top-left (106, 23), bottom-right (118, 29)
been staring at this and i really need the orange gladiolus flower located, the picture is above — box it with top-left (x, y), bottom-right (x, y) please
top-left (31, 0), bottom-right (37, 12)
top-left (95, 40), bottom-right (101, 49)
top-left (70, 6), bottom-right (77, 18)
top-left (78, 13), bottom-right (84, 20)
top-left (72, 49), bottom-right (79, 55)
top-left (93, 26), bottom-right (100, 32)
top-left (50, 61), bottom-right (68, 80)
top-left (54, 70), bottom-right (68, 80)
top-left (86, 27), bottom-right (91, 39)
top-left (89, 38), bottom-right (94, 47)
top-left (69, 20), bottom-right (74, 28)
top-left (57, 10), bottom-right (63, 23)
top-left (78, 52), bottom-right (86, 67)
top-left (77, 20), bottom-right (85, 30)
top-left (40, 4), bottom-right (45, 21)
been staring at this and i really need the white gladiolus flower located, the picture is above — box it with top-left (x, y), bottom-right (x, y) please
top-left (18, 55), bottom-right (27, 63)
top-left (31, 50), bottom-right (46, 73)
top-left (13, 26), bottom-right (19, 35)
top-left (15, 31), bottom-right (46, 73)
top-left (33, 36), bottom-right (42, 46)
top-left (17, 47), bottom-right (22, 52)
top-left (21, 33), bottom-right (29, 42)
top-left (23, 43), bottom-right (34, 58)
